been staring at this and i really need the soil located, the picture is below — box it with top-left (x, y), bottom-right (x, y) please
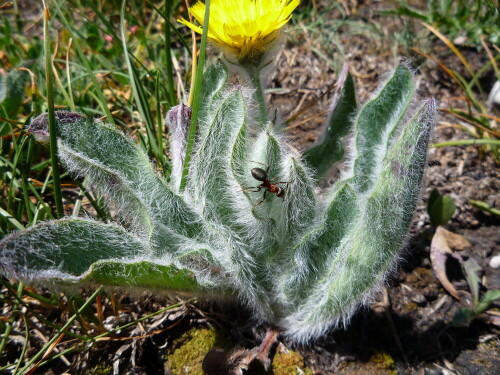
top-left (1, 0), bottom-right (499, 374)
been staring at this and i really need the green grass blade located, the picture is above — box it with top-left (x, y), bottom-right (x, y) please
top-left (179, 0), bottom-right (211, 191)
top-left (155, 71), bottom-right (167, 171)
top-left (43, 3), bottom-right (64, 219)
top-left (120, 0), bottom-right (159, 157)
top-left (16, 286), bottom-right (104, 374)
top-left (433, 139), bottom-right (500, 147)
top-left (149, 0), bottom-right (192, 58)
top-left (51, 0), bottom-right (116, 125)
top-left (163, 0), bottom-right (176, 107)
top-left (0, 281), bottom-right (25, 363)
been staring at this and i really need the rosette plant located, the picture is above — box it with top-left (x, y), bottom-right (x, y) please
top-left (0, 0), bottom-right (435, 343)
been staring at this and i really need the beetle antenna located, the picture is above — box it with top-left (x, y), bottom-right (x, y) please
top-left (249, 160), bottom-right (268, 167)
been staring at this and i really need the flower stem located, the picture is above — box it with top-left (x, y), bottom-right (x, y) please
top-left (246, 66), bottom-right (268, 126)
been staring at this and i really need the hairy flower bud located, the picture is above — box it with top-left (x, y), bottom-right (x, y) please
top-left (27, 111), bottom-right (85, 141)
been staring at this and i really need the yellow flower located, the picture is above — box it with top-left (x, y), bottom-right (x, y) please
top-left (179, 0), bottom-right (300, 63)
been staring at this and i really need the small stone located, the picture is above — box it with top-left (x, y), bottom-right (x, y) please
top-left (489, 255), bottom-right (500, 269)
top-left (488, 80), bottom-right (500, 107)
top-left (103, 316), bottom-right (118, 331)
top-left (453, 35), bottom-right (467, 46)
top-left (412, 293), bottom-right (427, 305)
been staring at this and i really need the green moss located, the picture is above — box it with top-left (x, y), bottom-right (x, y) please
top-left (370, 352), bottom-right (397, 375)
top-left (166, 328), bottom-right (314, 375)
top-left (272, 349), bottom-right (313, 375)
top-left (83, 365), bottom-right (112, 375)
top-left (402, 302), bottom-right (418, 313)
top-left (405, 267), bottom-right (435, 288)
top-left (166, 327), bottom-right (231, 375)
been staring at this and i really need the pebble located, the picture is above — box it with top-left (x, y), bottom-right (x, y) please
top-left (412, 293), bottom-right (427, 305)
top-left (103, 316), bottom-right (118, 331)
top-left (488, 80), bottom-right (500, 107)
top-left (489, 255), bottom-right (500, 269)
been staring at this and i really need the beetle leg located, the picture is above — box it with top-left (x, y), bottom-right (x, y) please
top-left (268, 175), bottom-right (290, 184)
top-left (254, 190), bottom-right (267, 207)
top-left (242, 186), bottom-right (263, 193)
top-left (249, 160), bottom-right (269, 169)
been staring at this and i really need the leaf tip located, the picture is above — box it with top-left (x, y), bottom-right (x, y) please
top-left (27, 111), bottom-right (86, 140)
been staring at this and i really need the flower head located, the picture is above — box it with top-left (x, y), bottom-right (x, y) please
top-left (179, 0), bottom-right (300, 64)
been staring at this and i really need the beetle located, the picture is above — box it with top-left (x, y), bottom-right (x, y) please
top-left (243, 162), bottom-right (290, 207)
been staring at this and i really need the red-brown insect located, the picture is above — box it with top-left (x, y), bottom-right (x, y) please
top-left (243, 162), bottom-right (290, 207)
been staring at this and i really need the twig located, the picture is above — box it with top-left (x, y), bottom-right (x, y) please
top-left (382, 287), bottom-right (410, 367)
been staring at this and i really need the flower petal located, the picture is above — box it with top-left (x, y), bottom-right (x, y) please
top-left (178, 0), bottom-right (300, 61)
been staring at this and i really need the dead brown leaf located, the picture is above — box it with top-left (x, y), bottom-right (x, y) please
top-left (430, 226), bottom-right (472, 300)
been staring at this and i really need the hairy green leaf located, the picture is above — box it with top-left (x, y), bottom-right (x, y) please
top-left (0, 63), bottom-right (436, 343)
top-left (284, 98), bottom-right (435, 338)
top-left (0, 218), bottom-right (148, 280)
top-left (198, 61), bottom-right (229, 133)
top-left (84, 261), bottom-right (208, 292)
top-left (28, 112), bottom-right (202, 245)
top-left (350, 65), bottom-right (415, 193)
top-left (0, 67), bottom-right (29, 117)
top-left (303, 66), bottom-right (356, 178)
